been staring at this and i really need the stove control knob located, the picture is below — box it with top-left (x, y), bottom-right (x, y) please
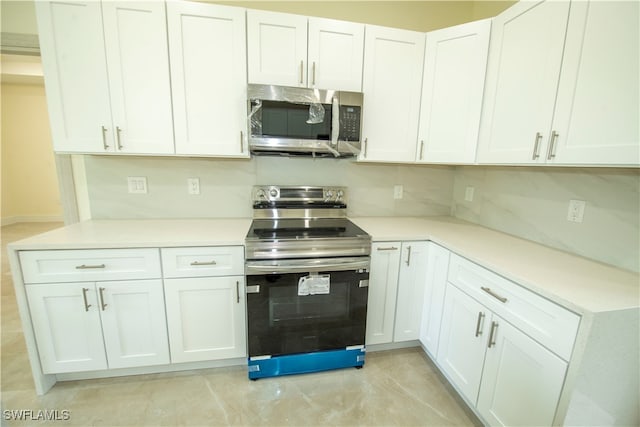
top-left (336, 189), bottom-right (344, 201)
top-left (325, 190), bottom-right (334, 200)
top-left (256, 189), bottom-right (266, 199)
top-left (269, 188), bottom-right (278, 198)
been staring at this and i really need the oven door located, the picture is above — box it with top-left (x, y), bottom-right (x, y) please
top-left (245, 257), bottom-right (369, 358)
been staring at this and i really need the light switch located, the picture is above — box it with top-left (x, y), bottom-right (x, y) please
top-left (127, 177), bottom-right (147, 194)
top-left (567, 199), bottom-right (586, 223)
top-left (393, 185), bottom-right (403, 199)
top-left (464, 186), bottom-right (475, 202)
top-left (188, 178), bottom-right (200, 195)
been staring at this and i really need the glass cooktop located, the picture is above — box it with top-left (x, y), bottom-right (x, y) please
top-left (246, 218), bottom-right (369, 241)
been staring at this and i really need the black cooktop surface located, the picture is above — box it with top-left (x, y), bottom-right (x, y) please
top-left (246, 218), bottom-right (369, 241)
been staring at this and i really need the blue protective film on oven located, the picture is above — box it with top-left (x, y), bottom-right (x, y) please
top-left (247, 347), bottom-right (365, 380)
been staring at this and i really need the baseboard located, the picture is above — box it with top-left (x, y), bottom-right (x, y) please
top-left (1, 215), bottom-right (64, 226)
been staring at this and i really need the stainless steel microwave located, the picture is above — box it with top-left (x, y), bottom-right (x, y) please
top-left (247, 84), bottom-right (363, 158)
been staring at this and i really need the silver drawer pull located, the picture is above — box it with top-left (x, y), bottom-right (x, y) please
top-left (190, 260), bottom-right (217, 266)
top-left (488, 321), bottom-right (498, 348)
top-left (76, 264), bottom-right (106, 270)
top-left (481, 286), bottom-right (508, 303)
top-left (377, 246), bottom-right (398, 251)
top-left (475, 312), bottom-right (485, 337)
top-left (82, 287), bottom-right (91, 312)
top-left (99, 287), bottom-right (108, 311)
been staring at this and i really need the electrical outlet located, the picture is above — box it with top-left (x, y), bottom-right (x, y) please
top-left (127, 176), bottom-right (147, 194)
top-left (393, 185), bottom-right (403, 199)
top-left (465, 186), bottom-right (475, 202)
top-left (567, 199), bottom-right (586, 223)
top-left (187, 178), bottom-right (200, 195)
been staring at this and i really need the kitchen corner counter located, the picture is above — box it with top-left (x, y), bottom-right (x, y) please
top-left (349, 216), bottom-right (640, 315)
top-left (7, 218), bottom-right (253, 250)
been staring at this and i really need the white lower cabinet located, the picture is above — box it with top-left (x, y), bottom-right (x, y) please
top-left (437, 280), bottom-right (570, 427)
top-left (163, 276), bottom-right (246, 363)
top-left (161, 246), bottom-right (246, 363)
top-left (366, 241), bottom-right (430, 345)
top-left (476, 314), bottom-right (568, 427)
top-left (26, 279), bottom-right (169, 374)
top-left (418, 243), bottom-right (450, 357)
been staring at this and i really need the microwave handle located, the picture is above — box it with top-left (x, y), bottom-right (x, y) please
top-left (331, 97), bottom-right (339, 145)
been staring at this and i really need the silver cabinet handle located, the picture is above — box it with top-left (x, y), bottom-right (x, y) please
top-left (532, 132), bottom-right (542, 160)
top-left (76, 264), bottom-right (106, 269)
top-left (488, 321), bottom-right (498, 348)
top-left (376, 246), bottom-right (398, 251)
top-left (419, 140), bottom-right (425, 160)
top-left (363, 138), bottom-right (368, 158)
top-left (101, 126), bottom-right (109, 150)
top-left (82, 287), bottom-right (91, 312)
top-left (190, 260), bottom-right (216, 266)
top-left (405, 245), bottom-right (412, 266)
top-left (299, 60), bottom-right (304, 85)
top-left (116, 126), bottom-right (123, 150)
top-left (99, 287), bottom-right (107, 311)
top-left (236, 281), bottom-right (240, 304)
top-left (240, 130), bottom-right (244, 153)
top-left (475, 312), bottom-right (485, 337)
top-left (481, 286), bottom-right (508, 303)
top-left (547, 130), bottom-right (559, 160)
top-left (312, 61), bottom-right (316, 86)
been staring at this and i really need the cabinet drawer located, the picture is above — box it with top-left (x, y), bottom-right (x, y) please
top-left (447, 254), bottom-right (580, 360)
top-left (161, 246), bottom-right (244, 278)
top-left (19, 249), bottom-right (161, 284)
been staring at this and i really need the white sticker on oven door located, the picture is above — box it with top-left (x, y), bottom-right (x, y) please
top-left (298, 274), bottom-right (330, 296)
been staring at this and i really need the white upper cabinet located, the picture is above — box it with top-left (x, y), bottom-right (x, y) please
top-left (307, 17), bottom-right (364, 92)
top-left (102, 2), bottom-right (174, 155)
top-left (35, 1), bottom-right (114, 153)
top-left (477, 0), bottom-right (570, 164)
top-left (550, 0), bottom-right (639, 165)
top-left (417, 19), bottom-right (491, 164)
top-left (36, 1), bottom-right (174, 155)
top-left (247, 10), bottom-right (309, 87)
top-left (360, 25), bottom-right (425, 162)
top-left (247, 10), bottom-right (364, 91)
top-left (478, 0), bottom-right (638, 166)
top-left (167, 1), bottom-right (248, 157)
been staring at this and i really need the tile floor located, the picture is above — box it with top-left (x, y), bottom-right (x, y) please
top-left (1, 222), bottom-right (481, 426)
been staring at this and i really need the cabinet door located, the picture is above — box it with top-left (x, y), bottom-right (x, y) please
top-left (417, 19), bottom-right (491, 164)
top-left (307, 17), bottom-right (364, 91)
top-left (477, 1), bottom-right (570, 164)
top-left (419, 243), bottom-right (450, 358)
top-left (550, 1), bottom-right (639, 166)
top-left (360, 26), bottom-right (425, 162)
top-left (394, 242), bottom-right (429, 342)
top-left (98, 280), bottom-right (170, 369)
top-left (35, 1), bottom-right (114, 153)
top-left (167, 1), bottom-right (248, 157)
top-left (102, 1), bottom-right (174, 154)
top-left (366, 242), bottom-right (401, 345)
top-left (164, 276), bottom-right (246, 363)
top-left (477, 314), bottom-right (568, 426)
top-left (247, 10), bottom-right (307, 87)
top-left (437, 283), bottom-right (488, 404)
top-left (25, 283), bottom-right (107, 374)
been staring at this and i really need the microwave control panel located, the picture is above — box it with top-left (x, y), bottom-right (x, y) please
top-left (339, 105), bottom-right (361, 142)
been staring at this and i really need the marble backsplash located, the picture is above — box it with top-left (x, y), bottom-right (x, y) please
top-left (83, 156), bottom-right (639, 272)
top-left (452, 166), bottom-right (640, 272)
top-left (84, 155), bottom-right (455, 220)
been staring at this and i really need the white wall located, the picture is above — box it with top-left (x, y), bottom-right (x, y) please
top-left (452, 166), bottom-right (640, 272)
top-left (83, 156), bottom-right (455, 219)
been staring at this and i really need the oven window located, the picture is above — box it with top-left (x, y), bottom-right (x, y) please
top-left (247, 270), bottom-right (368, 357)
top-left (268, 283), bottom-right (349, 326)
top-left (261, 101), bottom-right (331, 140)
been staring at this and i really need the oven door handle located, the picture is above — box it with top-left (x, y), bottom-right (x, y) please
top-left (245, 257), bottom-right (370, 275)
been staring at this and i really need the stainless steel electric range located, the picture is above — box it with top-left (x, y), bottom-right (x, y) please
top-left (245, 185), bottom-right (371, 379)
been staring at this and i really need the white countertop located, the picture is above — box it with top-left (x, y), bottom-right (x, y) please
top-left (8, 218), bottom-right (253, 249)
top-left (350, 216), bottom-right (640, 315)
top-left (9, 216), bottom-right (639, 315)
